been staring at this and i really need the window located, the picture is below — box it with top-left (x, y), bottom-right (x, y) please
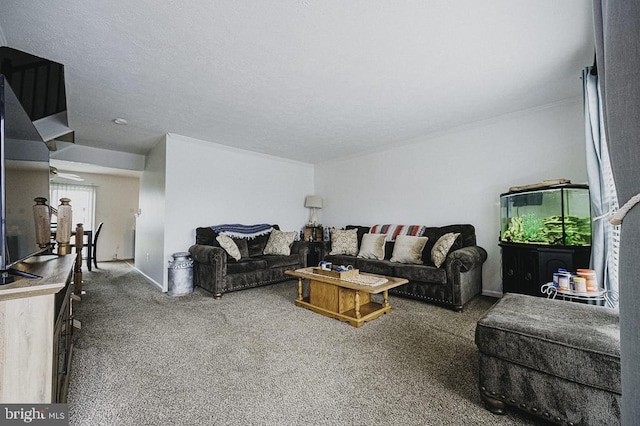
top-left (50, 183), bottom-right (96, 232)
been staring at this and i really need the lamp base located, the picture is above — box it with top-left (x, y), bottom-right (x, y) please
top-left (308, 208), bottom-right (318, 227)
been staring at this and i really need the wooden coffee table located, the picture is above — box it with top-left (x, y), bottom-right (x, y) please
top-left (285, 267), bottom-right (408, 327)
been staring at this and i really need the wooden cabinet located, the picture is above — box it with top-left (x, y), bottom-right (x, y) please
top-left (303, 226), bottom-right (323, 242)
top-left (0, 255), bottom-right (75, 403)
top-left (500, 243), bottom-right (591, 297)
top-left (305, 241), bottom-right (325, 267)
top-left (52, 273), bottom-right (75, 402)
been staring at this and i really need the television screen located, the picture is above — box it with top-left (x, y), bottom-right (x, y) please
top-left (1, 76), bottom-right (50, 271)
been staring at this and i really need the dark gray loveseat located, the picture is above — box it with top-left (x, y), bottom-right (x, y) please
top-left (323, 224), bottom-right (487, 311)
top-left (189, 225), bottom-right (308, 298)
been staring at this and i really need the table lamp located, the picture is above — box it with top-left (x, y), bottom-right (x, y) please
top-left (304, 195), bottom-right (322, 226)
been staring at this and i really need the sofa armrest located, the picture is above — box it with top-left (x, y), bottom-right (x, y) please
top-left (189, 244), bottom-right (227, 265)
top-left (291, 241), bottom-right (310, 267)
top-left (445, 246), bottom-right (487, 272)
top-left (188, 244), bottom-right (227, 295)
top-left (445, 245), bottom-right (488, 309)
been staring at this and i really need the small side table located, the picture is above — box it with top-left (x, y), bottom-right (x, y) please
top-left (540, 282), bottom-right (619, 308)
top-left (305, 241), bottom-right (325, 267)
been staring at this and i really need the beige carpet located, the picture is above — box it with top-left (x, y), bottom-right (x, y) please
top-left (67, 261), bottom-right (541, 425)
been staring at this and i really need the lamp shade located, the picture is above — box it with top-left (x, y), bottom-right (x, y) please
top-left (304, 195), bottom-right (322, 209)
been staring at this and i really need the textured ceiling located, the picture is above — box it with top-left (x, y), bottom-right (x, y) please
top-left (0, 1), bottom-right (594, 164)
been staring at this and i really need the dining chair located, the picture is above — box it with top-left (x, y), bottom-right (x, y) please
top-left (92, 222), bottom-right (104, 268)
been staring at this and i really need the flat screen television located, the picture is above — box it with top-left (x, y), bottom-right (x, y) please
top-left (1, 75), bottom-right (51, 283)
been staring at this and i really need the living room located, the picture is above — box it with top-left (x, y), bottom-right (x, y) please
top-left (1, 1), bottom-right (638, 425)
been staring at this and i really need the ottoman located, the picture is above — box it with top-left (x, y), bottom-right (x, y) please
top-left (475, 293), bottom-right (620, 425)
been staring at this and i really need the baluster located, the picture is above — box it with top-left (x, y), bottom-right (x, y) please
top-left (74, 223), bottom-right (83, 295)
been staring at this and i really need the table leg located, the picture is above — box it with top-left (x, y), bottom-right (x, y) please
top-left (382, 290), bottom-right (390, 309)
top-left (297, 278), bottom-right (303, 302)
top-left (354, 290), bottom-right (361, 319)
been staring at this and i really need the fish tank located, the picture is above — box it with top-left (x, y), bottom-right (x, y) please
top-left (500, 184), bottom-right (591, 246)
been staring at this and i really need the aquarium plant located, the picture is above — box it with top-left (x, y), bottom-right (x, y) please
top-left (502, 214), bottom-right (591, 246)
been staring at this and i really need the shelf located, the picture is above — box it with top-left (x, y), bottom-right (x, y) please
top-left (540, 282), bottom-right (618, 308)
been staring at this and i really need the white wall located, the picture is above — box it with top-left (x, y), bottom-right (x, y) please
top-left (54, 172), bottom-right (140, 262)
top-left (315, 98), bottom-right (588, 296)
top-left (137, 133), bottom-right (315, 291)
top-left (135, 138), bottom-right (167, 287)
top-left (136, 100), bottom-right (586, 296)
top-left (77, 173), bottom-right (140, 261)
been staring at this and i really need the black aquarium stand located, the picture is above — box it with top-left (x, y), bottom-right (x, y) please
top-left (500, 242), bottom-right (591, 297)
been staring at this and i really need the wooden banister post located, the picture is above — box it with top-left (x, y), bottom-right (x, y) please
top-left (55, 198), bottom-right (72, 255)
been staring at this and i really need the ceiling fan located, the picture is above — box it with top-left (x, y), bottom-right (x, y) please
top-left (49, 166), bottom-right (84, 182)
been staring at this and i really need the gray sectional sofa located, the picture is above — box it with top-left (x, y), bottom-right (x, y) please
top-left (189, 225), bottom-right (308, 298)
top-left (323, 224), bottom-right (487, 311)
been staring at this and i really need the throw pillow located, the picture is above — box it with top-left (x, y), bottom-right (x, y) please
top-left (390, 235), bottom-right (429, 264)
top-left (431, 232), bottom-right (461, 268)
top-left (216, 234), bottom-right (241, 261)
top-left (329, 228), bottom-right (359, 256)
top-left (357, 233), bottom-right (387, 260)
top-left (263, 230), bottom-right (297, 256)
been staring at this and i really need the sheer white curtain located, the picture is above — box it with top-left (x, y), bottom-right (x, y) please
top-left (582, 66), bottom-right (619, 300)
top-left (50, 183), bottom-right (96, 233)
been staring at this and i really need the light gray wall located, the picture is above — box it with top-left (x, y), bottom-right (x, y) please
top-left (137, 99), bottom-right (587, 296)
top-left (137, 133), bottom-right (315, 291)
top-left (315, 98), bottom-right (587, 296)
top-left (0, 23), bottom-right (6, 46)
top-left (82, 173), bottom-right (139, 261)
top-left (135, 138), bottom-right (167, 287)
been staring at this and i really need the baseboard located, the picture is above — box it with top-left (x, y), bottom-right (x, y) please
top-left (482, 289), bottom-right (504, 298)
top-left (129, 263), bottom-right (163, 291)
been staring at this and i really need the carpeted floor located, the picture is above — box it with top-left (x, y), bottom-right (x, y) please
top-left (67, 261), bottom-right (540, 425)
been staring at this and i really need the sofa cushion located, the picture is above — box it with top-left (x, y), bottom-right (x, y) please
top-left (345, 225), bottom-right (371, 246)
top-left (357, 233), bottom-right (386, 260)
top-left (226, 258), bottom-right (269, 274)
top-left (232, 238), bottom-right (249, 258)
top-left (247, 225), bottom-right (279, 256)
top-left (263, 254), bottom-right (302, 269)
top-left (195, 226), bottom-right (219, 246)
top-left (196, 224), bottom-right (280, 255)
top-left (354, 258), bottom-right (395, 276)
top-left (390, 235), bottom-right (428, 264)
top-left (216, 234), bottom-right (241, 261)
top-left (330, 228), bottom-right (359, 256)
top-left (393, 263), bottom-right (447, 284)
top-left (384, 242), bottom-right (394, 260)
top-left (431, 232), bottom-right (460, 268)
top-left (476, 293), bottom-right (621, 394)
top-left (421, 225), bottom-right (471, 265)
top-left (263, 230), bottom-right (297, 256)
